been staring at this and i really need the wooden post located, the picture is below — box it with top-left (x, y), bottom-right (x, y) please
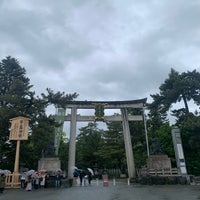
top-left (14, 140), bottom-right (20, 173)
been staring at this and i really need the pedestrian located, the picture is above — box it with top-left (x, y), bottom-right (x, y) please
top-left (55, 172), bottom-right (62, 188)
top-left (20, 173), bottom-right (26, 189)
top-left (73, 169), bottom-right (79, 185)
top-left (88, 171), bottom-right (92, 185)
top-left (40, 173), bottom-right (46, 188)
top-left (0, 174), bottom-right (5, 193)
top-left (33, 173), bottom-right (40, 189)
top-left (26, 176), bottom-right (32, 191)
top-left (79, 170), bottom-right (85, 186)
top-left (83, 173), bottom-right (87, 186)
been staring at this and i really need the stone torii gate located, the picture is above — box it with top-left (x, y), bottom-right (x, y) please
top-left (65, 98), bottom-right (147, 180)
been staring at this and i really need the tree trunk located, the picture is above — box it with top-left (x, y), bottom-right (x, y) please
top-left (182, 94), bottom-right (189, 113)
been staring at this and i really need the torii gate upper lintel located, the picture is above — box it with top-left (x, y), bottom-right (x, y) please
top-left (65, 98), bottom-right (147, 180)
top-left (64, 98), bottom-right (147, 108)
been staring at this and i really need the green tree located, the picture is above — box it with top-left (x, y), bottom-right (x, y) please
top-left (129, 121), bottom-right (147, 168)
top-left (76, 123), bottom-right (104, 169)
top-left (0, 56), bottom-right (34, 136)
top-left (95, 120), bottom-right (126, 170)
top-left (149, 68), bottom-right (200, 119)
top-left (127, 108), bottom-right (148, 168)
top-left (0, 56), bottom-right (36, 169)
top-left (41, 88), bottom-right (78, 108)
top-left (58, 132), bottom-right (69, 171)
top-left (148, 68), bottom-right (200, 176)
top-left (0, 56), bottom-right (79, 171)
top-left (147, 94), bottom-right (168, 132)
top-left (180, 113), bottom-right (200, 175)
top-left (153, 123), bottom-right (176, 165)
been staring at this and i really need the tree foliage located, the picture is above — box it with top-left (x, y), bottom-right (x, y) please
top-left (0, 56), bottom-right (77, 170)
top-left (76, 123), bottom-right (104, 169)
top-left (58, 132), bottom-right (69, 170)
top-left (179, 113), bottom-right (200, 175)
top-left (149, 68), bottom-right (200, 120)
top-left (0, 56), bottom-right (34, 139)
top-left (95, 121), bottom-right (126, 170)
top-left (148, 68), bottom-right (200, 175)
top-left (41, 88), bottom-right (78, 108)
top-left (0, 56), bottom-right (38, 169)
top-left (153, 123), bottom-right (176, 165)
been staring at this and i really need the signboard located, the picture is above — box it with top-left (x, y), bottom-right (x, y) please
top-left (9, 116), bottom-right (30, 140)
top-left (171, 126), bottom-right (187, 175)
top-left (177, 144), bottom-right (184, 159)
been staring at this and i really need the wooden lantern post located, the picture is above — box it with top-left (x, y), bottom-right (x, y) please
top-left (9, 116), bottom-right (30, 187)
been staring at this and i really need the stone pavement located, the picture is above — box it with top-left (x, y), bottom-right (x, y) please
top-left (0, 181), bottom-right (200, 200)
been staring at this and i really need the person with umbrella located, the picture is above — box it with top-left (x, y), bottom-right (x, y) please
top-left (26, 174), bottom-right (32, 191)
top-left (20, 172), bottom-right (26, 189)
top-left (40, 171), bottom-right (46, 188)
top-left (25, 169), bottom-right (35, 176)
top-left (87, 168), bottom-right (94, 185)
top-left (33, 172), bottom-right (40, 189)
top-left (73, 168), bottom-right (79, 185)
top-left (79, 169), bottom-right (86, 186)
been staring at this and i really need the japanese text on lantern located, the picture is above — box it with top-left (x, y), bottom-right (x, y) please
top-left (9, 117), bottom-right (30, 140)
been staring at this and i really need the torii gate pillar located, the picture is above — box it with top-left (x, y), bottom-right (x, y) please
top-left (121, 108), bottom-right (135, 179)
top-left (67, 107), bottom-right (77, 179)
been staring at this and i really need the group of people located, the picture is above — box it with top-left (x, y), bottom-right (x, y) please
top-left (20, 172), bottom-right (46, 191)
top-left (1, 168), bottom-right (92, 192)
top-left (73, 168), bottom-right (93, 186)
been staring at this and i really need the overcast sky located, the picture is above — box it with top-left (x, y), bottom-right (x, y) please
top-left (0, 0), bottom-right (200, 111)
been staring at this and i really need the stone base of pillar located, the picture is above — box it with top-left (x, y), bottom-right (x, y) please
top-left (38, 157), bottom-right (61, 172)
top-left (147, 155), bottom-right (172, 170)
top-left (129, 177), bottom-right (137, 183)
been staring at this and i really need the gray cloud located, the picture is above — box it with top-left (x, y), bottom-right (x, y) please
top-left (0, 0), bottom-right (200, 106)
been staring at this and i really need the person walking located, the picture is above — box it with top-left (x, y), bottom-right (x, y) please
top-left (20, 173), bottom-right (26, 189)
top-left (88, 171), bottom-right (92, 185)
top-left (55, 172), bottom-right (62, 188)
top-left (40, 173), bottom-right (46, 188)
top-left (79, 170), bottom-right (85, 186)
top-left (33, 173), bottom-right (40, 189)
top-left (0, 174), bottom-right (5, 193)
top-left (26, 175), bottom-right (32, 191)
top-left (73, 169), bottom-right (79, 186)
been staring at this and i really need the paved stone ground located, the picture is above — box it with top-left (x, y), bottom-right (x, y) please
top-left (1, 181), bottom-right (200, 200)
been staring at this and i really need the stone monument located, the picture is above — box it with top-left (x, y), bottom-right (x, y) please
top-left (38, 141), bottom-right (61, 172)
top-left (147, 137), bottom-right (172, 171)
